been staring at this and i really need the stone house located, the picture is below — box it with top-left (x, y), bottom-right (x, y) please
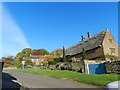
top-left (23, 55), bottom-right (58, 66)
top-left (65, 29), bottom-right (118, 62)
top-left (37, 55), bottom-right (58, 66)
top-left (22, 55), bottom-right (43, 65)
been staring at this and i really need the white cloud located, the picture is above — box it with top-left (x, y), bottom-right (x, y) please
top-left (2, 5), bottom-right (30, 57)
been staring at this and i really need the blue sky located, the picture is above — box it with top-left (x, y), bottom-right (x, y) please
top-left (2, 2), bottom-right (118, 57)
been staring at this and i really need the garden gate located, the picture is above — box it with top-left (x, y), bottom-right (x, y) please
top-left (87, 63), bottom-right (106, 74)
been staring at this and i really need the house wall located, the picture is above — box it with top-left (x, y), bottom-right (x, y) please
top-left (102, 30), bottom-right (118, 61)
top-left (86, 47), bottom-right (105, 60)
top-left (67, 47), bottom-right (105, 62)
top-left (118, 46), bottom-right (120, 59)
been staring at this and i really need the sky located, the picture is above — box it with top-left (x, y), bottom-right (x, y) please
top-left (1, 2), bottom-right (118, 57)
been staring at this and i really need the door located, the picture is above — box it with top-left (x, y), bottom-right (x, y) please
top-left (88, 63), bottom-right (106, 74)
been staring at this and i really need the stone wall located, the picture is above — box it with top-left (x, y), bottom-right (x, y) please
top-left (38, 60), bottom-right (120, 74)
top-left (67, 47), bottom-right (105, 62)
top-left (102, 30), bottom-right (118, 61)
top-left (69, 61), bottom-right (84, 72)
top-left (104, 60), bottom-right (120, 74)
top-left (39, 61), bottom-right (84, 72)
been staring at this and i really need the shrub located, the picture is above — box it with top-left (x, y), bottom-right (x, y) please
top-left (25, 59), bottom-right (35, 66)
top-left (54, 57), bottom-right (62, 63)
top-left (48, 57), bottom-right (63, 65)
top-left (48, 61), bottom-right (56, 65)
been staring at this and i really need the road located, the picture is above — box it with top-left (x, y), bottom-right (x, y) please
top-left (5, 71), bottom-right (98, 88)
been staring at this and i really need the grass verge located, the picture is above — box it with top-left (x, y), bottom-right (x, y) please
top-left (5, 68), bottom-right (120, 88)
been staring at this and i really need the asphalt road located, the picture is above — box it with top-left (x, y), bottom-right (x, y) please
top-left (5, 71), bottom-right (98, 88)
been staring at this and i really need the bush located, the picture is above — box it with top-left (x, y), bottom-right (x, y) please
top-left (48, 61), bottom-right (56, 65)
top-left (25, 59), bottom-right (35, 66)
top-left (48, 57), bottom-right (63, 65)
top-left (54, 57), bottom-right (62, 63)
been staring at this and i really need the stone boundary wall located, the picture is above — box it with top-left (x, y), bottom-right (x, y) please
top-left (104, 60), bottom-right (120, 74)
top-left (39, 60), bottom-right (120, 74)
top-left (39, 62), bottom-right (84, 72)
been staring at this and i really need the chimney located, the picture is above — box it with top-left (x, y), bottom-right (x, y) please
top-left (81, 35), bottom-right (85, 41)
top-left (87, 32), bottom-right (91, 38)
top-left (106, 28), bottom-right (108, 31)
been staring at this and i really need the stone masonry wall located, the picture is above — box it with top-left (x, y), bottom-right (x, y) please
top-left (104, 60), bottom-right (120, 74)
top-left (39, 60), bottom-right (120, 74)
top-left (102, 30), bottom-right (118, 61)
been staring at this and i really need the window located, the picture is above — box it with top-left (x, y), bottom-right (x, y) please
top-left (110, 48), bottom-right (115, 53)
top-left (109, 39), bottom-right (113, 43)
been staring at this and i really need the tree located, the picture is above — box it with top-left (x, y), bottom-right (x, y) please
top-left (16, 52), bottom-right (21, 58)
top-left (81, 48), bottom-right (87, 73)
top-left (40, 49), bottom-right (51, 55)
top-left (31, 49), bottom-right (51, 55)
top-left (51, 49), bottom-right (63, 56)
top-left (54, 57), bottom-right (62, 63)
top-left (25, 48), bottom-right (31, 57)
top-left (48, 57), bottom-right (61, 65)
top-left (15, 48), bottom-right (32, 60)
top-left (81, 48), bottom-right (87, 60)
top-left (13, 60), bottom-right (22, 68)
top-left (19, 54), bottom-right (24, 61)
top-left (3, 57), bottom-right (14, 67)
top-left (63, 46), bottom-right (66, 62)
top-left (37, 55), bottom-right (58, 65)
top-left (15, 48), bottom-right (51, 61)
top-left (25, 59), bottom-right (34, 66)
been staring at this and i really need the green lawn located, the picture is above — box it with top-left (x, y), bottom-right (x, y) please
top-left (6, 68), bottom-right (120, 87)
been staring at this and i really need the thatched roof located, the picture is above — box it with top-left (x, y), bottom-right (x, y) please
top-left (65, 29), bottom-right (108, 56)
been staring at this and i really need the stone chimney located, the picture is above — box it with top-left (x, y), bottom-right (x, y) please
top-left (81, 35), bottom-right (85, 41)
top-left (87, 32), bottom-right (91, 38)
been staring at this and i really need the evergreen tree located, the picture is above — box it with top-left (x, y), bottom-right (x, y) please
top-left (63, 46), bottom-right (66, 62)
top-left (82, 48), bottom-right (87, 60)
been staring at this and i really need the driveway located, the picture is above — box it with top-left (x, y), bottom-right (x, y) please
top-left (5, 71), bottom-right (98, 88)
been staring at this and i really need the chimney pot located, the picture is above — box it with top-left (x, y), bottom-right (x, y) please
top-left (81, 35), bottom-right (85, 41)
top-left (87, 32), bottom-right (91, 38)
